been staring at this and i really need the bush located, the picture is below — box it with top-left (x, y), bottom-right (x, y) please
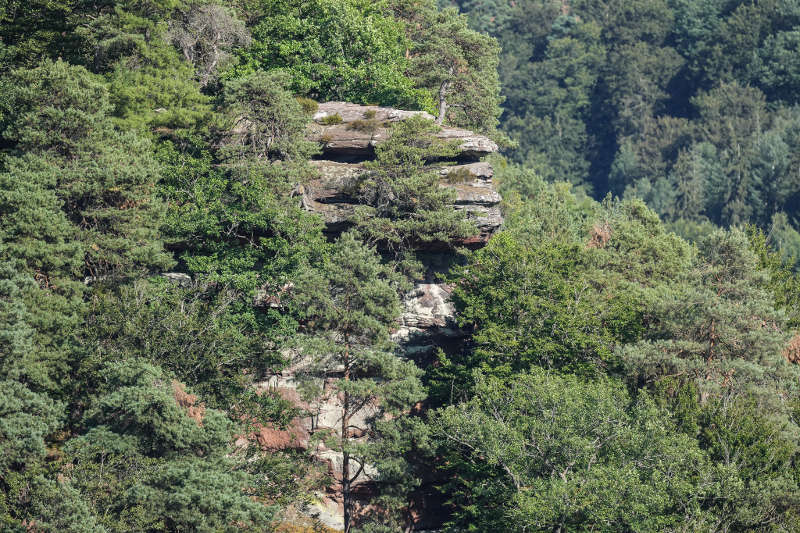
top-left (318, 113), bottom-right (343, 125)
top-left (444, 166), bottom-right (473, 184)
top-left (296, 96), bottom-right (319, 115)
top-left (348, 119), bottom-right (381, 133)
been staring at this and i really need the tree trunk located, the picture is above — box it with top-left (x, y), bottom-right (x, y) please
top-left (342, 344), bottom-right (352, 533)
top-left (436, 78), bottom-right (451, 126)
top-left (342, 394), bottom-right (352, 533)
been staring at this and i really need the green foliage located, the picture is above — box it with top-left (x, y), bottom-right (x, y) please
top-left (400, 0), bottom-right (503, 132)
top-left (21, 476), bottom-right (105, 533)
top-left (218, 70), bottom-right (319, 162)
top-left (431, 232), bottom-right (617, 403)
top-left (433, 183), bottom-right (694, 403)
top-left (494, 157), bottom-right (598, 243)
top-left (66, 0), bottom-right (212, 132)
top-left (0, 59), bottom-right (174, 290)
top-left (60, 358), bottom-right (276, 531)
top-left (431, 370), bottom-right (713, 532)
top-left (232, 0), bottom-right (429, 108)
top-left (293, 231), bottom-right (424, 530)
top-left (502, 16), bottom-right (605, 188)
top-left (127, 457), bottom-right (275, 532)
top-left (0, 0), bottom-right (76, 70)
top-left (353, 116), bottom-right (475, 264)
top-left (0, 380), bottom-right (63, 473)
top-left (6, 1), bottom-right (800, 531)
top-left (747, 224), bottom-right (800, 329)
top-left (75, 359), bottom-right (233, 457)
top-left (619, 228), bottom-right (796, 411)
top-left (318, 113), bottom-right (343, 125)
top-left (296, 96), bottom-right (319, 115)
top-left (451, 0), bottom-right (800, 241)
top-left (85, 278), bottom-right (295, 423)
top-left (158, 134), bottom-right (325, 295)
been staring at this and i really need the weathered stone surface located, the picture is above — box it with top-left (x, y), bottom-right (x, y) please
top-left (436, 126), bottom-right (501, 159)
top-left (255, 419), bottom-right (309, 451)
top-left (313, 101), bottom-right (434, 124)
top-left (439, 161), bottom-right (493, 180)
top-left (308, 102), bottom-right (498, 159)
top-left (298, 161), bottom-right (363, 229)
top-left (161, 272), bottom-right (192, 286)
top-left (392, 282), bottom-right (465, 356)
top-left (254, 372), bottom-right (378, 530)
top-left (300, 160), bottom-right (503, 243)
top-left (398, 282), bottom-right (454, 330)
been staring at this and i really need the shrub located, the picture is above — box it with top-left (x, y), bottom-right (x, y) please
top-left (296, 96), bottom-right (319, 115)
top-left (444, 166), bottom-right (473, 184)
top-left (318, 113), bottom-right (343, 125)
top-left (348, 119), bottom-right (381, 133)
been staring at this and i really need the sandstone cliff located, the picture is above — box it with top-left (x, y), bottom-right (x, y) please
top-left (266, 102), bottom-right (503, 530)
top-left (300, 102), bottom-right (502, 356)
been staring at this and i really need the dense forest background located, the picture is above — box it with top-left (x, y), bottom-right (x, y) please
top-left (451, 0), bottom-right (800, 261)
top-left (3, 0), bottom-right (800, 531)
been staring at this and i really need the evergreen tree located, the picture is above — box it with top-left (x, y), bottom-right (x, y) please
top-left (218, 70), bottom-right (319, 163)
top-left (352, 116), bottom-right (476, 271)
top-left (63, 359), bottom-right (274, 531)
top-left (0, 59), bottom-right (173, 289)
top-left (620, 228), bottom-right (795, 410)
top-left (401, 2), bottom-right (502, 132)
top-left (293, 232), bottom-right (424, 532)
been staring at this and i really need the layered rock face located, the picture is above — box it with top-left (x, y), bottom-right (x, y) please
top-left (302, 102), bottom-right (502, 246)
top-left (263, 103), bottom-right (503, 530)
top-left (302, 102), bottom-right (503, 357)
top-left (307, 101), bottom-right (498, 159)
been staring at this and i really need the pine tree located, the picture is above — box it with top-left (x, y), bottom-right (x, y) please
top-left (293, 232), bottom-right (424, 532)
top-left (401, 0), bottom-right (502, 132)
top-left (352, 115), bottom-right (476, 275)
top-left (620, 228), bottom-right (796, 410)
top-left (0, 59), bottom-right (174, 290)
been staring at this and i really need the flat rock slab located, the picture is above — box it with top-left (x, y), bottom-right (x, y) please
top-left (309, 102), bottom-right (498, 159)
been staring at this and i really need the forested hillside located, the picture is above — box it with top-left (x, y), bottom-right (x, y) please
top-left (448, 0), bottom-right (800, 261)
top-left (2, 0), bottom-right (800, 532)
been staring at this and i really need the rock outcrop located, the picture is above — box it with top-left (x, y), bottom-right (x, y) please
top-left (267, 102), bottom-right (504, 530)
top-left (308, 102), bottom-right (498, 159)
top-left (302, 103), bottom-right (502, 246)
